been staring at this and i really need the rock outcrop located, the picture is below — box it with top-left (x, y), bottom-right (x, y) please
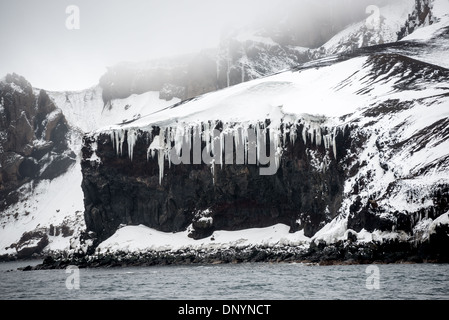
top-left (0, 74), bottom-right (76, 210)
top-left (397, 0), bottom-right (437, 40)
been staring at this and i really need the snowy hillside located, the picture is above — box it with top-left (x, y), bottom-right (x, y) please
top-left (314, 0), bottom-right (449, 58)
top-left (47, 87), bottom-right (180, 133)
top-left (0, 160), bottom-right (85, 258)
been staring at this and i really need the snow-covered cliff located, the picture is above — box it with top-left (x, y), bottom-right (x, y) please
top-left (1, 0), bottom-right (448, 263)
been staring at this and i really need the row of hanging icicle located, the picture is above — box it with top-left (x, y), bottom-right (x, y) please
top-left (109, 120), bottom-right (343, 184)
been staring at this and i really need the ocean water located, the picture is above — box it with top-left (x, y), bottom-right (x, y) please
top-left (0, 260), bottom-right (448, 300)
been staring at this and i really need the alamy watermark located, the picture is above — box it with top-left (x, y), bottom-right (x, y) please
top-left (64, 5), bottom-right (380, 32)
top-left (65, 5), bottom-right (80, 30)
top-left (65, 265), bottom-right (80, 290)
top-left (365, 5), bottom-right (381, 30)
top-left (134, 125), bottom-right (282, 177)
top-left (365, 265), bottom-right (380, 290)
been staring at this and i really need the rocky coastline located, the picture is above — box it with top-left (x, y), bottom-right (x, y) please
top-left (16, 224), bottom-right (449, 270)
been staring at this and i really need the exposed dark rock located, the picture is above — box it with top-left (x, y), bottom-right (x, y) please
top-left (18, 157), bottom-right (39, 178)
top-left (31, 141), bottom-right (54, 160)
top-left (346, 230), bottom-right (358, 242)
top-left (0, 74), bottom-right (73, 210)
top-left (40, 154), bottom-right (76, 180)
top-left (348, 204), bottom-right (392, 233)
top-left (396, 211), bottom-right (413, 234)
top-left (82, 124), bottom-right (350, 243)
top-left (15, 231), bottom-right (49, 259)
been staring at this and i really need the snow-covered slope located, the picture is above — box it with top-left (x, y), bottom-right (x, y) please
top-left (321, 0), bottom-right (416, 55)
top-left (47, 86), bottom-right (104, 133)
top-left (0, 160), bottom-right (85, 257)
top-left (318, 0), bottom-right (449, 58)
top-left (102, 56), bottom-right (369, 131)
top-left (48, 87), bottom-right (180, 133)
top-left (401, 6), bottom-right (449, 68)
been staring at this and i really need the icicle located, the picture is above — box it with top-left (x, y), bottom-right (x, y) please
top-left (204, 121), bottom-right (211, 154)
top-left (114, 129), bottom-right (125, 156)
top-left (110, 131), bottom-right (115, 151)
top-left (220, 125), bottom-right (226, 168)
top-left (211, 121), bottom-right (217, 161)
top-left (158, 129), bottom-right (166, 185)
top-left (165, 126), bottom-right (173, 168)
top-left (234, 125), bottom-right (245, 165)
top-left (167, 130), bottom-right (172, 169)
top-left (243, 124), bottom-right (248, 164)
top-left (290, 124), bottom-right (297, 146)
top-left (271, 128), bottom-right (282, 172)
top-left (169, 126), bottom-right (175, 145)
top-left (256, 122), bottom-right (262, 165)
top-left (147, 134), bottom-right (159, 160)
top-left (193, 124), bottom-right (202, 165)
top-left (315, 125), bottom-right (322, 147)
top-left (174, 125), bottom-right (183, 157)
top-left (171, 124), bottom-right (193, 166)
top-left (282, 123), bottom-right (287, 146)
top-left (302, 125), bottom-right (307, 145)
top-left (234, 125), bottom-right (240, 152)
top-left (324, 134), bottom-right (330, 150)
top-left (184, 125), bottom-right (192, 163)
top-left (127, 129), bottom-right (137, 161)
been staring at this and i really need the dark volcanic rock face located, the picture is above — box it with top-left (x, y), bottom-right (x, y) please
top-left (81, 124), bottom-right (352, 243)
top-left (0, 74), bottom-right (76, 210)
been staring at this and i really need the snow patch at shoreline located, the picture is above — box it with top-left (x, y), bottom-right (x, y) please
top-left (96, 224), bottom-right (310, 254)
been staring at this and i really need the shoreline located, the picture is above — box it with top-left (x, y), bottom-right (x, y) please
top-left (11, 238), bottom-right (449, 270)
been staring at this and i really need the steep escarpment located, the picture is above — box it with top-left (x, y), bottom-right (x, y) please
top-left (81, 121), bottom-right (352, 243)
top-left (0, 74), bottom-right (76, 211)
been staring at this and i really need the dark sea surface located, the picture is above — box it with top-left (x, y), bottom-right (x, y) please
top-left (1, 260), bottom-right (448, 300)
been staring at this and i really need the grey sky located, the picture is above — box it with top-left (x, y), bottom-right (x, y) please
top-left (0, 0), bottom-right (389, 91)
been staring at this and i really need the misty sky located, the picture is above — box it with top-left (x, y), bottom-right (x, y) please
top-left (0, 0), bottom-right (389, 91)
